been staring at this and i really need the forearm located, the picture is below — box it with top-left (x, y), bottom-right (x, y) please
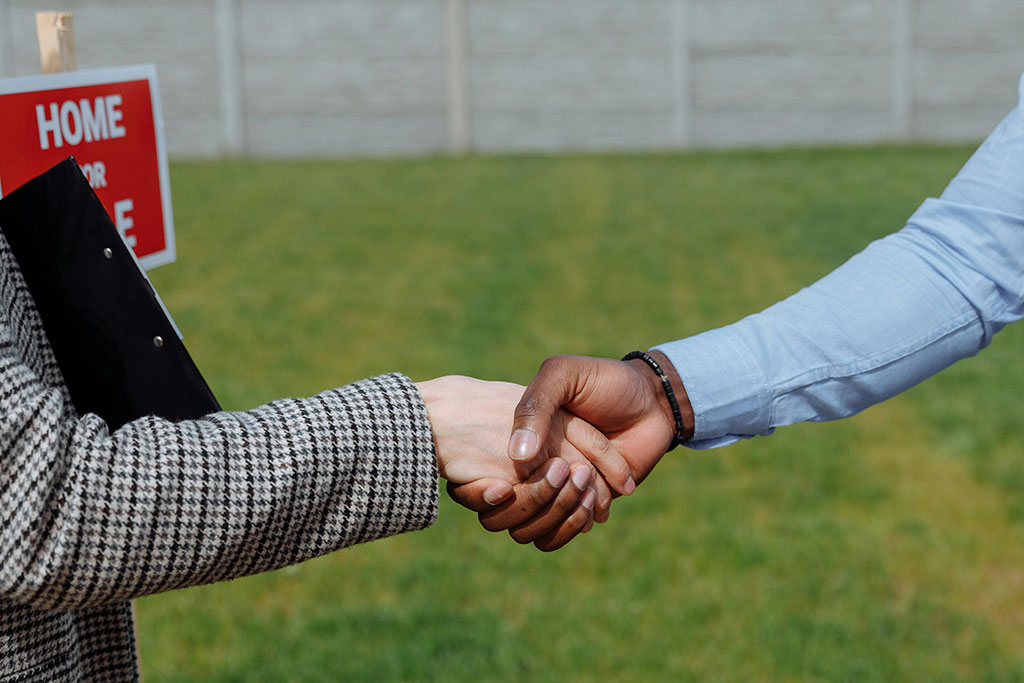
top-left (657, 75), bottom-right (1024, 448)
top-left (657, 228), bottom-right (1006, 447)
top-left (1, 373), bottom-right (439, 610)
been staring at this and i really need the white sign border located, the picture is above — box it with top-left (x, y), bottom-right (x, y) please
top-left (0, 64), bottom-right (176, 270)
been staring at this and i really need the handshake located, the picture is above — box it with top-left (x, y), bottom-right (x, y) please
top-left (417, 350), bottom-right (693, 551)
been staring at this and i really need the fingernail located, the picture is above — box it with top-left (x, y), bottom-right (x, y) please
top-left (622, 475), bottom-right (636, 496)
top-left (581, 487), bottom-right (596, 510)
top-left (509, 429), bottom-right (539, 461)
top-left (483, 483), bottom-right (512, 506)
top-left (571, 465), bottom-right (590, 490)
top-left (545, 459), bottom-right (570, 488)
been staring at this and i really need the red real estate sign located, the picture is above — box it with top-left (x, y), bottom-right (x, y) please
top-left (0, 64), bottom-right (175, 269)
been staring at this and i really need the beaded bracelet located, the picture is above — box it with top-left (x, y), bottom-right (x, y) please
top-left (622, 350), bottom-right (687, 450)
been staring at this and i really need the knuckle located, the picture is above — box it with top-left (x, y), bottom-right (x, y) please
top-left (536, 534), bottom-right (567, 552)
top-left (538, 355), bottom-right (566, 373)
top-left (535, 356), bottom-right (574, 384)
top-left (567, 504), bottom-right (590, 529)
top-left (515, 395), bottom-right (546, 419)
top-left (537, 510), bottom-right (589, 553)
top-left (527, 480), bottom-right (554, 507)
top-left (596, 439), bottom-right (620, 467)
top-left (588, 436), bottom-right (625, 473)
top-left (509, 528), bottom-right (533, 545)
top-left (553, 485), bottom-right (582, 512)
top-left (479, 515), bottom-right (505, 533)
top-left (551, 496), bottom-right (575, 516)
top-left (593, 438), bottom-right (614, 471)
top-left (566, 419), bottom-right (631, 486)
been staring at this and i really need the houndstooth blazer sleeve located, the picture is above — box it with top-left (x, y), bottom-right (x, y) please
top-left (0, 238), bottom-right (439, 612)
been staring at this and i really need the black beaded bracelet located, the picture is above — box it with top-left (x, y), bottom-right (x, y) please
top-left (622, 350), bottom-right (687, 450)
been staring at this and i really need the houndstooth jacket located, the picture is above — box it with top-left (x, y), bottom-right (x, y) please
top-left (0, 231), bottom-right (440, 682)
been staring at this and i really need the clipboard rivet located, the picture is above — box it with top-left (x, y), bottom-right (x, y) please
top-left (153, 336), bottom-right (165, 348)
top-left (103, 248), bottom-right (113, 259)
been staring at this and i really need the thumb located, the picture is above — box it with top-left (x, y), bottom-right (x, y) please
top-left (510, 357), bottom-right (582, 476)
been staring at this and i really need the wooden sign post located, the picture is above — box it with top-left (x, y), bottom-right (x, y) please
top-left (36, 11), bottom-right (76, 74)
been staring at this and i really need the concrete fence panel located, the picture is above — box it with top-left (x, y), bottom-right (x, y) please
top-left (0, 0), bottom-right (1021, 157)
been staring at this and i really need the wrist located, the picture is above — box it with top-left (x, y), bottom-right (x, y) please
top-left (647, 350), bottom-right (694, 440)
top-left (414, 377), bottom-right (449, 476)
top-left (625, 351), bottom-right (694, 448)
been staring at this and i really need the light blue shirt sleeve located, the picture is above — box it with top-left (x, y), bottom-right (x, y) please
top-left (655, 74), bottom-right (1024, 450)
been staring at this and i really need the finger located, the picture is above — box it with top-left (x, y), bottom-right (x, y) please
top-left (447, 478), bottom-right (515, 513)
top-left (534, 487), bottom-right (597, 552)
top-left (562, 414), bottom-right (636, 496)
top-left (478, 457), bottom-right (571, 532)
top-left (580, 517), bottom-right (595, 535)
top-left (507, 463), bottom-right (593, 543)
top-left (590, 470), bottom-right (613, 523)
top-left (552, 431), bottom-right (614, 521)
top-left (509, 357), bottom-right (582, 475)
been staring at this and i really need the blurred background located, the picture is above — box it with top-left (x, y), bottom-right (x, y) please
top-left (4, 2), bottom-right (1024, 681)
top-left (3, 0), bottom-right (1024, 157)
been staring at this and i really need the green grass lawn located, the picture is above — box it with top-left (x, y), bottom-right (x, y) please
top-left (138, 147), bottom-right (1024, 682)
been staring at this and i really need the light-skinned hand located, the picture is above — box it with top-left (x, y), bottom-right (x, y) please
top-left (418, 375), bottom-right (627, 550)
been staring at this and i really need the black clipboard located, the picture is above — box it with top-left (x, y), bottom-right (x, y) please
top-left (0, 157), bottom-right (219, 430)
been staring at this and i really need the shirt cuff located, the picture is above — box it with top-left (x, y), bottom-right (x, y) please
top-left (653, 328), bottom-right (774, 450)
